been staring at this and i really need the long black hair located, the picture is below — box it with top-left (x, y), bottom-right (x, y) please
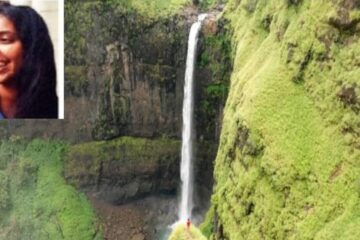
top-left (0, 2), bottom-right (58, 118)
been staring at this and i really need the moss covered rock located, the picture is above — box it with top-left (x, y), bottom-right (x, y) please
top-left (64, 136), bottom-right (181, 203)
top-left (209, 0), bottom-right (360, 239)
top-left (64, 135), bottom-right (218, 208)
top-left (195, 13), bottom-right (233, 142)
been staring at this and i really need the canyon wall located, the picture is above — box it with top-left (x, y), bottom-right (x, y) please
top-left (205, 0), bottom-right (360, 239)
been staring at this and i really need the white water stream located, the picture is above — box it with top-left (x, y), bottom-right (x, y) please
top-left (179, 13), bottom-right (207, 222)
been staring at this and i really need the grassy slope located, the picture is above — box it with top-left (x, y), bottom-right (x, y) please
top-left (169, 223), bottom-right (207, 240)
top-left (211, 0), bottom-right (360, 239)
top-left (0, 139), bottom-right (101, 240)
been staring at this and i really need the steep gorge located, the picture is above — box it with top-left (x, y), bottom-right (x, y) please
top-left (64, 1), bottom-right (231, 239)
top-left (63, 1), bottom-right (226, 238)
top-left (0, 0), bottom-right (359, 239)
top-left (0, 1), bottom-right (229, 239)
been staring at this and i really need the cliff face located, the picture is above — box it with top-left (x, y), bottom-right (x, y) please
top-left (65, 1), bottom-right (228, 143)
top-left (62, 3), bottom-right (230, 238)
top-left (1, 1), bottom-right (228, 238)
top-left (208, 0), bottom-right (360, 239)
top-left (64, 136), bottom-right (217, 204)
top-left (0, 2), bottom-right (191, 142)
top-left (1, 1), bottom-right (226, 143)
top-left (64, 137), bottom-right (181, 203)
top-left (66, 2), bottom-right (192, 141)
top-left (62, 1), bottom-right (230, 207)
top-left (0, 1), bottom-right (227, 205)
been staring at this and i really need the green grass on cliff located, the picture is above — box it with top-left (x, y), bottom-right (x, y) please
top-left (0, 138), bottom-right (101, 240)
top-left (130, 0), bottom-right (226, 15)
top-left (79, 0), bottom-right (190, 19)
top-left (66, 136), bottom-right (180, 164)
top-left (65, 136), bottom-right (180, 187)
top-left (210, 0), bottom-right (360, 239)
top-left (169, 223), bottom-right (207, 240)
top-left (130, 0), bottom-right (189, 18)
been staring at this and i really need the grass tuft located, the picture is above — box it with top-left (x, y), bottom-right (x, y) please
top-left (169, 223), bottom-right (208, 240)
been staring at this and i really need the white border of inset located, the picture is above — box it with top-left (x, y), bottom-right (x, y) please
top-left (58, 0), bottom-right (64, 119)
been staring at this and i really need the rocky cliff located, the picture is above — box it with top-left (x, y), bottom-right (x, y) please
top-left (1, 1), bottom-right (229, 239)
top-left (64, 1), bottom-right (228, 143)
top-left (66, 2), bottom-right (191, 140)
top-left (205, 0), bottom-right (360, 239)
top-left (0, 0), bottom-right (227, 202)
top-left (0, 1), bottom-right (228, 144)
top-left (62, 0), bottom-right (228, 202)
top-left (64, 136), bottom-right (217, 204)
top-left (0, 1), bottom-right (189, 142)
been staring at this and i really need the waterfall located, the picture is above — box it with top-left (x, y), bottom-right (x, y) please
top-left (179, 13), bottom-right (207, 222)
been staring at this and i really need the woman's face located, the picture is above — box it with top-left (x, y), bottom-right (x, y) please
top-left (0, 15), bottom-right (23, 85)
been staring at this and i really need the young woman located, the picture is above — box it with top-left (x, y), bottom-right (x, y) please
top-left (0, 2), bottom-right (58, 118)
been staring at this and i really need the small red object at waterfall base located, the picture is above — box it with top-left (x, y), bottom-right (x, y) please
top-left (187, 218), bottom-right (191, 228)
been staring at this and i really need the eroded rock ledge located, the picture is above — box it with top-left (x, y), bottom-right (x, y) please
top-left (64, 136), bottom-right (217, 205)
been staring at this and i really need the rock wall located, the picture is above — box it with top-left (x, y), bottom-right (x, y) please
top-left (63, 2), bottom-right (230, 206)
top-left (0, 0), bottom-right (230, 223)
top-left (66, 2), bottom-right (191, 141)
top-left (1, 2), bottom-right (228, 145)
top-left (64, 136), bottom-right (217, 204)
top-left (89, 11), bottom-right (192, 140)
top-left (64, 137), bottom-right (181, 203)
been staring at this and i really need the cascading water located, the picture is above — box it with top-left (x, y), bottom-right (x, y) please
top-left (159, 13), bottom-right (208, 240)
top-left (179, 13), bottom-right (207, 222)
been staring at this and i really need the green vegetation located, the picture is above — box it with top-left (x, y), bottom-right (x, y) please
top-left (210, 0), bottom-right (360, 239)
top-left (197, 0), bottom-right (228, 9)
top-left (66, 136), bottom-right (179, 164)
top-left (130, 0), bottom-right (189, 19)
top-left (197, 25), bottom-right (233, 140)
top-left (0, 138), bottom-right (101, 240)
top-left (199, 33), bottom-right (232, 82)
top-left (199, 206), bottom-right (215, 238)
top-left (169, 223), bottom-right (207, 240)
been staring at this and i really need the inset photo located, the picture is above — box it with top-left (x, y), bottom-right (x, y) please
top-left (0, 0), bottom-right (63, 119)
